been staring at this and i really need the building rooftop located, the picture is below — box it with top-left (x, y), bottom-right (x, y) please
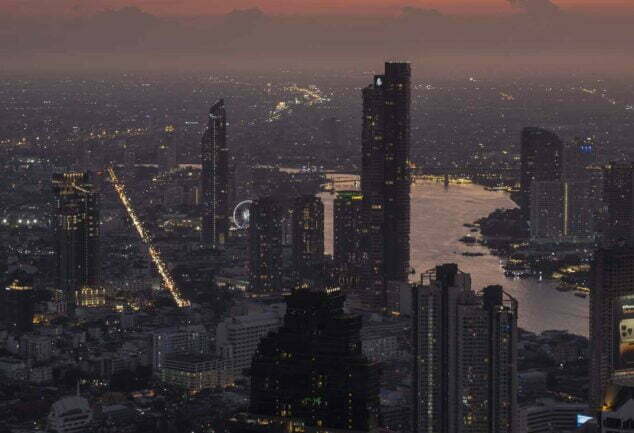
top-left (50, 396), bottom-right (90, 417)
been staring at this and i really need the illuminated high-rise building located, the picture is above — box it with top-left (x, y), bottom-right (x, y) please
top-left (412, 264), bottom-right (517, 433)
top-left (603, 162), bottom-right (634, 245)
top-left (361, 62), bottom-right (411, 310)
top-left (249, 197), bottom-right (284, 294)
top-left (201, 100), bottom-right (229, 248)
top-left (250, 282), bottom-right (380, 431)
top-left (334, 191), bottom-right (364, 292)
top-left (589, 247), bottom-right (634, 411)
top-left (291, 195), bottom-right (324, 277)
top-left (52, 171), bottom-right (100, 314)
top-left (520, 127), bottom-right (563, 217)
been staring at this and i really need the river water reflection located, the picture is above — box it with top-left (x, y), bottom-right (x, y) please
top-left (319, 177), bottom-right (589, 336)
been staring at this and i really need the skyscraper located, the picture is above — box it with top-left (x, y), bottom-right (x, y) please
top-left (249, 197), bottom-right (284, 294)
top-left (412, 264), bottom-right (517, 433)
top-left (563, 136), bottom-right (597, 180)
top-left (250, 282), bottom-right (380, 432)
top-left (201, 100), bottom-right (229, 248)
top-left (603, 162), bottom-right (634, 244)
top-left (529, 134), bottom-right (596, 243)
top-left (2, 275), bottom-right (35, 332)
top-left (520, 127), bottom-right (563, 217)
top-left (589, 246), bottom-right (634, 411)
top-left (52, 171), bottom-right (99, 314)
top-left (530, 181), bottom-right (565, 242)
top-left (361, 62), bottom-right (411, 310)
top-left (563, 137), bottom-right (597, 240)
top-left (334, 191), bottom-right (364, 292)
top-left (291, 195), bottom-right (324, 277)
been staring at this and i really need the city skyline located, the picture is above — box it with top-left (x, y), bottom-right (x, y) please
top-left (4, 0), bottom-right (634, 17)
top-left (2, 2), bottom-right (634, 424)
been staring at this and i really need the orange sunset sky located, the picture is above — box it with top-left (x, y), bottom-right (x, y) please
top-left (3, 0), bottom-right (634, 17)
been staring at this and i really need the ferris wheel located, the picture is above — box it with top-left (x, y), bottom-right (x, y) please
top-left (233, 200), bottom-right (253, 230)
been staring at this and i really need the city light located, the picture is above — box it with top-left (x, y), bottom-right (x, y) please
top-left (107, 166), bottom-right (190, 308)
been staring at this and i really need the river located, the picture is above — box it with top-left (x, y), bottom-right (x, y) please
top-left (319, 176), bottom-right (589, 336)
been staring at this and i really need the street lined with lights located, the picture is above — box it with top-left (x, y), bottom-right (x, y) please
top-left (108, 166), bottom-right (190, 308)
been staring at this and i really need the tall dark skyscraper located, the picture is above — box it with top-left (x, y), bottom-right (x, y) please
top-left (334, 191), bottom-right (364, 291)
top-left (249, 197), bottom-right (284, 294)
top-left (603, 162), bottom-right (634, 244)
top-left (361, 62), bottom-right (411, 310)
top-left (589, 246), bottom-right (634, 411)
top-left (412, 264), bottom-right (517, 433)
top-left (250, 282), bottom-right (380, 431)
top-left (201, 100), bottom-right (229, 248)
top-left (291, 195), bottom-right (324, 276)
top-left (52, 172), bottom-right (100, 314)
top-left (519, 127), bottom-right (563, 217)
top-left (563, 136), bottom-right (597, 180)
top-left (2, 275), bottom-right (35, 332)
top-left (528, 133), bottom-right (597, 243)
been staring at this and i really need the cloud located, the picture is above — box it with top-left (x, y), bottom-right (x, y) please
top-left (507, 0), bottom-right (562, 17)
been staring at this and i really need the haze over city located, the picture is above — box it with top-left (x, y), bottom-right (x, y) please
top-left (2, 0), bottom-right (634, 432)
top-left (1, 0), bottom-right (633, 73)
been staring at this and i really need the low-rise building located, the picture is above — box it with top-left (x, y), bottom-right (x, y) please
top-left (0, 356), bottom-right (27, 381)
top-left (47, 396), bottom-right (93, 433)
top-left (152, 326), bottom-right (210, 371)
top-left (519, 398), bottom-right (589, 433)
top-left (159, 353), bottom-right (232, 393)
top-left (28, 364), bottom-right (53, 384)
top-left (216, 307), bottom-right (284, 376)
top-left (598, 381), bottom-right (634, 432)
top-left (21, 334), bottom-right (54, 361)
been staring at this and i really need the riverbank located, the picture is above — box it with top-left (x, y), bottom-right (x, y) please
top-left (320, 177), bottom-right (589, 335)
top-left (474, 206), bottom-right (592, 293)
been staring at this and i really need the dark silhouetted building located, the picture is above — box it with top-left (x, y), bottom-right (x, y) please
top-left (53, 171), bottom-right (99, 314)
top-left (250, 283), bottom-right (380, 432)
top-left (412, 264), bottom-right (517, 433)
top-left (603, 162), bottom-right (634, 245)
top-left (334, 191), bottom-right (364, 292)
top-left (361, 62), bottom-right (411, 310)
top-left (529, 135), bottom-right (597, 243)
top-left (598, 381), bottom-right (634, 432)
top-left (564, 136), bottom-right (598, 180)
top-left (201, 100), bottom-right (229, 248)
top-left (520, 127), bottom-right (563, 217)
top-left (590, 246), bottom-right (634, 411)
top-left (292, 195), bottom-right (324, 277)
top-left (249, 197), bottom-right (284, 293)
top-left (2, 276), bottom-right (35, 332)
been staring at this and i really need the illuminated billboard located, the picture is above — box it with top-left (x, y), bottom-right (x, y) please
top-left (617, 296), bottom-right (634, 370)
